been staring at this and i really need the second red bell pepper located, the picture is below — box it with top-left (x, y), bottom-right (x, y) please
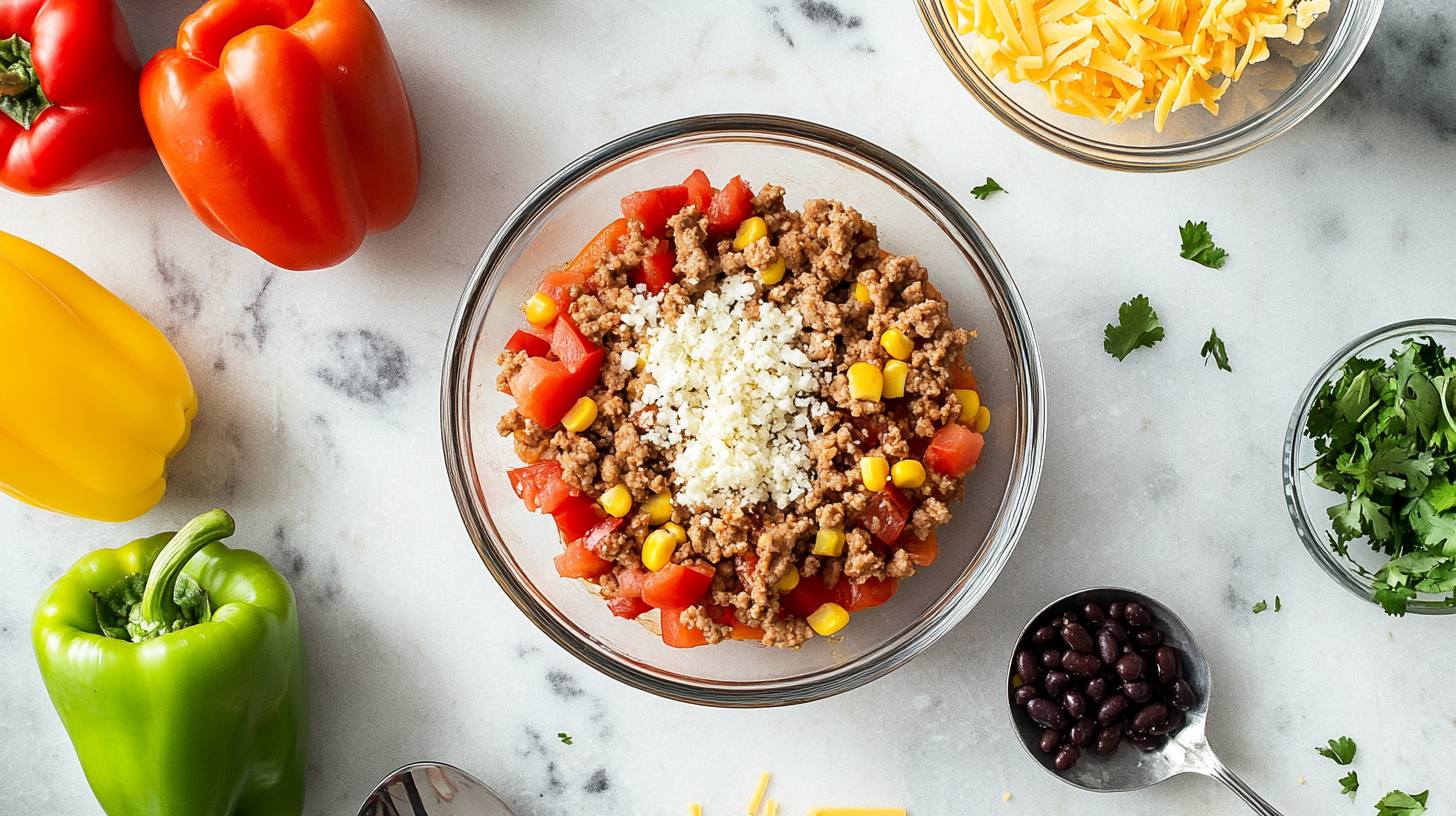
top-left (140, 0), bottom-right (421, 271)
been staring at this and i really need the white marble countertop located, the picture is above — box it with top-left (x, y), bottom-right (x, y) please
top-left (6, 1), bottom-right (1456, 814)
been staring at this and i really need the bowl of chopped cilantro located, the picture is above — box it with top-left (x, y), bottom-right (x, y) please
top-left (1285, 319), bottom-right (1456, 616)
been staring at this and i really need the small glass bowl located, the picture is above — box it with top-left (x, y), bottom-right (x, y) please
top-left (440, 115), bottom-right (1047, 706)
top-left (1283, 318), bottom-right (1456, 615)
top-left (916, 0), bottom-right (1384, 171)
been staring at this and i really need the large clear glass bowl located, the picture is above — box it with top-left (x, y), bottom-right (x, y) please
top-left (916, 0), bottom-right (1383, 171)
top-left (1284, 318), bottom-right (1456, 615)
top-left (440, 115), bottom-right (1047, 706)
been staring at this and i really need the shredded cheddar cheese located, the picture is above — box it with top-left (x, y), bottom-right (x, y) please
top-left (946, 0), bottom-right (1330, 130)
top-left (747, 772), bottom-right (771, 815)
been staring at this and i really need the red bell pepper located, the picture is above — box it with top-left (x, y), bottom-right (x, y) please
top-left (505, 328), bottom-right (552, 359)
top-left (140, 0), bottom-right (421, 271)
top-left (0, 0), bottom-right (153, 194)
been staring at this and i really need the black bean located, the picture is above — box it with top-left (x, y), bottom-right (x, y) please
top-left (1096, 693), bottom-right (1129, 725)
top-left (1043, 670), bottom-right (1071, 696)
top-left (1096, 629), bottom-right (1119, 666)
top-left (1124, 602), bottom-right (1151, 627)
top-left (1131, 703), bottom-right (1168, 732)
top-left (1013, 685), bottom-right (1038, 706)
top-left (1061, 622), bottom-right (1094, 654)
top-left (1115, 653), bottom-right (1145, 681)
top-left (1067, 652), bottom-right (1104, 676)
top-left (1130, 731), bottom-right (1165, 751)
top-left (1063, 689), bottom-right (1087, 719)
top-left (1150, 707), bottom-right (1185, 736)
top-left (1040, 729), bottom-right (1062, 753)
top-left (1101, 620), bottom-right (1128, 643)
top-left (1028, 698), bottom-right (1070, 730)
top-left (1171, 678), bottom-right (1195, 709)
top-left (1016, 650), bottom-right (1040, 685)
top-left (1083, 603), bottom-right (1105, 623)
top-left (1053, 743), bottom-right (1081, 770)
top-left (1041, 649), bottom-right (1063, 670)
top-left (1107, 601), bottom-right (1125, 621)
top-left (1084, 676), bottom-right (1108, 701)
top-left (1094, 722), bottom-right (1123, 755)
top-left (1122, 680), bottom-right (1151, 703)
top-left (1070, 716), bottom-right (1097, 747)
top-left (1033, 625), bottom-right (1058, 646)
top-left (1134, 629), bottom-right (1163, 647)
top-left (1154, 647), bottom-right (1178, 684)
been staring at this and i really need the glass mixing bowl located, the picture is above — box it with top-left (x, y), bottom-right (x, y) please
top-left (441, 115), bottom-right (1046, 705)
top-left (1284, 318), bottom-right (1456, 615)
top-left (916, 0), bottom-right (1383, 171)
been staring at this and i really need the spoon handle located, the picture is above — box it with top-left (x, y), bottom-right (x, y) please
top-left (1204, 754), bottom-right (1285, 816)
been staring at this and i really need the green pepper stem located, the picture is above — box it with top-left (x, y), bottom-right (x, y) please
top-left (138, 510), bottom-right (236, 632)
top-left (0, 71), bottom-right (27, 97)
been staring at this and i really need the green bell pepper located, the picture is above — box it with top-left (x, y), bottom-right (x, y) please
top-left (32, 509), bottom-right (309, 816)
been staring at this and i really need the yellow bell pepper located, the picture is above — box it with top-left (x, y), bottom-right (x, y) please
top-left (0, 231), bottom-right (196, 521)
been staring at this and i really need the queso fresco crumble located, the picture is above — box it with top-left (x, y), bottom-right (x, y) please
top-left (496, 169), bottom-right (990, 649)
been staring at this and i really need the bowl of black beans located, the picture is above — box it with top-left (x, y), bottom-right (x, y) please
top-left (1009, 588), bottom-right (1202, 780)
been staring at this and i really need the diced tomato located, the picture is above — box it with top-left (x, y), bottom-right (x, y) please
top-left (550, 316), bottom-right (598, 374)
top-left (506, 460), bottom-right (577, 514)
top-left (607, 596), bottom-right (652, 619)
top-left (641, 563), bottom-right (714, 609)
top-left (537, 269), bottom-right (587, 313)
top-left (836, 576), bottom-right (899, 613)
top-left (563, 347), bottom-right (603, 396)
top-left (705, 175), bottom-right (753, 237)
top-left (897, 528), bottom-right (939, 566)
top-left (564, 218), bottom-right (630, 282)
top-left (621, 186), bottom-right (690, 239)
top-left (779, 575), bottom-right (838, 619)
top-left (858, 487), bottom-right (913, 545)
top-left (554, 538), bottom-right (612, 579)
top-left (713, 606), bottom-right (766, 641)
top-left (617, 568), bottom-right (648, 598)
top-left (848, 414), bottom-right (888, 448)
top-left (682, 169), bottom-right (716, 211)
top-left (949, 357), bottom-right (977, 390)
top-left (659, 606), bottom-right (709, 648)
top-left (505, 327), bottom-right (553, 358)
top-left (734, 552), bottom-right (759, 589)
top-left (581, 516), bottom-right (626, 554)
top-left (629, 250), bottom-right (676, 294)
top-left (508, 358), bottom-right (582, 428)
top-left (925, 423), bottom-right (984, 477)
top-left (551, 494), bottom-right (601, 544)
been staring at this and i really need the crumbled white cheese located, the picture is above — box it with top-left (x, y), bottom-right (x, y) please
top-left (626, 274), bottom-right (827, 510)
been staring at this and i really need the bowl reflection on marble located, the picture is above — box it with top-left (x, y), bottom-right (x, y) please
top-left (1284, 318), bottom-right (1456, 615)
top-left (441, 114), bottom-right (1046, 706)
top-left (916, 0), bottom-right (1383, 171)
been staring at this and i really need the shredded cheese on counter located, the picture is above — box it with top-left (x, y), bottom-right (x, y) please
top-left (947, 0), bottom-right (1330, 130)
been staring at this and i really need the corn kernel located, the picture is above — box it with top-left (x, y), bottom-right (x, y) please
top-left (733, 216), bottom-right (768, 250)
top-left (759, 258), bottom-right (786, 285)
top-left (561, 397), bottom-right (597, 432)
top-left (861, 456), bottom-right (889, 491)
top-left (891, 459), bottom-right (927, 489)
top-left (599, 484), bottom-right (632, 518)
top-left (847, 362), bottom-right (883, 401)
top-left (635, 346), bottom-right (648, 371)
top-left (974, 405), bottom-right (991, 434)
top-left (642, 529), bottom-right (677, 571)
top-left (813, 526), bottom-right (845, 557)
top-left (954, 388), bottom-right (981, 424)
top-left (643, 492), bottom-right (673, 526)
top-left (525, 292), bottom-right (557, 327)
top-left (1011, 674), bottom-right (1024, 689)
top-left (663, 521), bottom-right (687, 543)
top-left (880, 328), bottom-right (913, 360)
top-left (775, 563), bottom-right (800, 592)
top-left (853, 282), bottom-right (872, 304)
top-left (807, 602), bottom-right (849, 636)
top-left (883, 360), bottom-right (908, 399)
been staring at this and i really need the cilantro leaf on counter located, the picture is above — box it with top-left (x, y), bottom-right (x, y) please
top-left (1340, 771), bottom-right (1360, 799)
top-left (557, 733), bottom-right (573, 745)
top-left (1317, 736), bottom-right (1357, 765)
top-left (1252, 599), bottom-right (1268, 614)
top-left (1375, 790), bottom-right (1428, 816)
top-left (971, 177), bottom-right (1006, 200)
top-left (1201, 327), bottom-right (1232, 371)
top-left (1275, 595), bottom-right (1282, 612)
top-left (1103, 295), bottom-right (1163, 361)
top-left (1179, 220), bottom-right (1227, 268)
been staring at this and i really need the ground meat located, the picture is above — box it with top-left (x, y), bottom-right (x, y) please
top-left (497, 180), bottom-right (981, 650)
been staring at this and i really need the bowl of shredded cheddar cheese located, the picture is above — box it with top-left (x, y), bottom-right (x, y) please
top-left (918, 0), bottom-right (1382, 170)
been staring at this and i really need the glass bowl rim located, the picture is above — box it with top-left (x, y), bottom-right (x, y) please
top-left (439, 113), bottom-right (1049, 705)
top-left (914, 0), bottom-right (1386, 172)
top-left (1282, 317), bottom-right (1456, 615)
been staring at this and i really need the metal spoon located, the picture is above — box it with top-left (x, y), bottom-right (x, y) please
top-left (1009, 587), bottom-right (1283, 816)
top-left (357, 762), bottom-right (516, 816)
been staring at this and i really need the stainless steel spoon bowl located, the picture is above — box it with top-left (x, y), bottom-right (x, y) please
top-left (357, 762), bottom-right (515, 816)
top-left (1009, 588), bottom-right (1282, 816)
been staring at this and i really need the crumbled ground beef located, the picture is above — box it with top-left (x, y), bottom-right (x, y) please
top-left (497, 183), bottom-right (977, 649)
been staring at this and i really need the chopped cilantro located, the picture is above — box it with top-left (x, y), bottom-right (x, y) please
top-left (1316, 736), bottom-right (1357, 765)
top-left (1201, 327), bottom-right (1232, 372)
top-left (1340, 771), bottom-right (1360, 799)
top-left (1275, 595), bottom-right (1281, 612)
top-left (1179, 220), bottom-right (1227, 268)
top-left (1375, 790), bottom-right (1428, 816)
top-left (1252, 599), bottom-right (1268, 614)
top-left (558, 732), bottom-right (573, 745)
top-left (1103, 294), bottom-right (1163, 361)
top-left (971, 177), bottom-right (1006, 200)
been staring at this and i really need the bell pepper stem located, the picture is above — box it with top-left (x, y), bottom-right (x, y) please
top-left (138, 510), bottom-right (236, 630)
top-left (0, 70), bottom-right (27, 97)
